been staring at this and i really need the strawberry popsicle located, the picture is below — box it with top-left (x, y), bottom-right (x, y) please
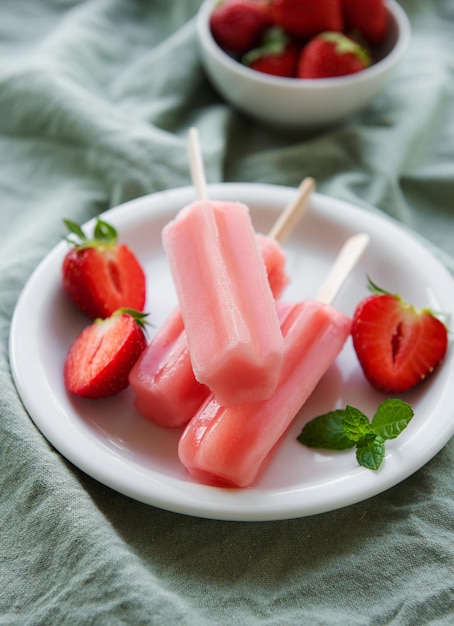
top-left (130, 176), bottom-right (315, 427)
top-left (130, 127), bottom-right (315, 425)
top-left (162, 198), bottom-right (284, 406)
top-left (178, 233), bottom-right (370, 488)
top-left (162, 130), bottom-right (316, 406)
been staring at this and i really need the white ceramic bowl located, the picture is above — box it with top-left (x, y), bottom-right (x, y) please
top-left (196, 0), bottom-right (411, 128)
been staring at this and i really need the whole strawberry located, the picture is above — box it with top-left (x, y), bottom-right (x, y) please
top-left (64, 309), bottom-right (148, 399)
top-left (62, 218), bottom-right (146, 319)
top-left (352, 279), bottom-right (449, 394)
top-left (210, 0), bottom-right (271, 55)
top-left (342, 0), bottom-right (388, 45)
top-left (242, 27), bottom-right (300, 77)
top-left (298, 32), bottom-right (371, 79)
top-left (269, 0), bottom-right (343, 39)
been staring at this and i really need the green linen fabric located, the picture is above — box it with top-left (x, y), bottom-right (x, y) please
top-left (1, 1), bottom-right (453, 624)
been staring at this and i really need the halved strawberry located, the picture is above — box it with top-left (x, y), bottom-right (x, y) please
top-left (352, 279), bottom-right (449, 393)
top-left (62, 218), bottom-right (146, 319)
top-left (64, 309), bottom-right (148, 399)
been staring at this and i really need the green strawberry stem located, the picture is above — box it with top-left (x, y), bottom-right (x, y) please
top-left (63, 218), bottom-right (118, 251)
top-left (366, 275), bottom-right (399, 298)
top-left (320, 32), bottom-right (371, 67)
top-left (114, 308), bottom-right (149, 330)
top-left (242, 26), bottom-right (289, 66)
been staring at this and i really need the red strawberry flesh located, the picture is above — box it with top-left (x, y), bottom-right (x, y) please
top-left (63, 246), bottom-right (146, 319)
top-left (64, 311), bottom-right (147, 399)
top-left (352, 294), bottom-right (448, 393)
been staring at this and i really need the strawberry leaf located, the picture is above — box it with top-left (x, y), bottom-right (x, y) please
top-left (371, 399), bottom-right (414, 440)
top-left (63, 218), bottom-right (88, 245)
top-left (366, 275), bottom-right (400, 298)
top-left (342, 405), bottom-right (374, 442)
top-left (63, 218), bottom-right (118, 250)
top-left (356, 435), bottom-right (385, 470)
top-left (297, 410), bottom-right (355, 450)
top-left (242, 26), bottom-right (289, 66)
top-left (320, 32), bottom-right (372, 67)
top-left (115, 308), bottom-right (149, 330)
top-left (93, 219), bottom-right (118, 244)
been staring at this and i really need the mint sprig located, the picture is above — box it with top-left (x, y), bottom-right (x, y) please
top-left (297, 399), bottom-right (414, 471)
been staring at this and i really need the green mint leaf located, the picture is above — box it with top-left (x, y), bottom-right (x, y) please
top-left (297, 400), bottom-right (414, 473)
top-left (297, 410), bottom-right (356, 450)
top-left (342, 405), bottom-right (374, 442)
top-left (356, 435), bottom-right (385, 470)
top-left (371, 399), bottom-right (414, 440)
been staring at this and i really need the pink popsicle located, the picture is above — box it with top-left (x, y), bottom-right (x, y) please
top-left (162, 199), bottom-right (284, 406)
top-left (129, 235), bottom-right (288, 428)
top-left (177, 299), bottom-right (352, 488)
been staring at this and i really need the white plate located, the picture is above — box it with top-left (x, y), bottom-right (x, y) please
top-left (9, 184), bottom-right (454, 521)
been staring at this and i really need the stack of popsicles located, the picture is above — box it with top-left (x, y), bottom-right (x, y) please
top-left (129, 129), bottom-right (315, 427)
top-left (129, 128), bottom-right (369, 488)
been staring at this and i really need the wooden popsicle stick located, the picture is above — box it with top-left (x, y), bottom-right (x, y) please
top-left (187, 128), bottom-right (315, 243)
top-left (316, 233), bottom-right (370, 305)
top-left (267, 177), bottom-right (315, 243)
top-left (188, 127), bottom-right (208, 201)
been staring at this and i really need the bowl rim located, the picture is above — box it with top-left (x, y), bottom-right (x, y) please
top-left (197, 0), bottom-right (411, 90)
